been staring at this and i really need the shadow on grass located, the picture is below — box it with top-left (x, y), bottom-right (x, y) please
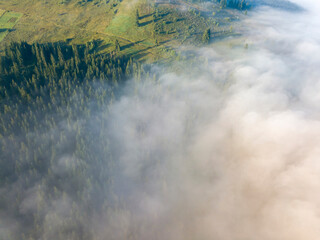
top-left (139, 20), bottom-right (153, 27)
top-left (210, 32), bottom-right (242, 43)
top-left (160, 39), bottom-right (171, 45)
top-left (134, 52), bottom-right (149, 59)
top-left (121, 40), bottom-right (145, 51)
top-left (127, 44), bottom-right (157, 59)
top-left (139, 13), bottom-right (154, 20)
top-left (98, 43), bottom-right (111, 52)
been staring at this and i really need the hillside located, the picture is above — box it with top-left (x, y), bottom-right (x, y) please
top-left (0, 0), bottom-right (246, 62)
top-left (0, 1), bottom-right (252, 240)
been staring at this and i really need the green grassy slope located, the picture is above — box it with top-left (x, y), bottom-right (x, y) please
top-left (0, 10), bottom-right (23, 41)
top-left (0, 0), bottom-right (246, 62)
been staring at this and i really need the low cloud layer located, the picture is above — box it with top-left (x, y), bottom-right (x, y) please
top-left (2, 1), bottom-right (320, 239)
top-left (99, 1), bottom-right (320, 239)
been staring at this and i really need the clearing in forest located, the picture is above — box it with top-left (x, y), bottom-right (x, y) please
top-left (0, 10), bottom-right (22, 41)
top-left (105, 0), bottom-right (157, 59)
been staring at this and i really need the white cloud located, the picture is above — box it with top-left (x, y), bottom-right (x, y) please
top-left (99, 1), bottom-right (320, 239)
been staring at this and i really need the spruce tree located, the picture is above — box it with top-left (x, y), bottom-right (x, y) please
top-left (202, 28), bottom-right (211, 44)
top-left (115, 40), bottom-right (121, 52)
top-left (135, 9), bottom-right (140, 27)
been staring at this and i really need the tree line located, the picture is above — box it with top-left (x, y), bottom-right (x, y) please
top-left (0, 40), bottom-right (150, 240)
top-left (218, 0), bottom-right (249, 10)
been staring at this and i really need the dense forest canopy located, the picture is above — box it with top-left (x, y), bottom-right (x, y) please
top-left (0, 0), bottom-right (245, 238)
top-left (0, 41), bottom-right (152, 240)
top-left (0, 0), bottom-right (313, 239)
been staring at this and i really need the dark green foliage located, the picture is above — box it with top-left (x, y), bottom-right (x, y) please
top-left (150, 6), bottom-right (224, 45)
top-left (0, 41), bottom-right (134, 106)
top-left (114, 39), bottom-right (121, 52)
top-left (135, 9), bottom-right (140, 26)
top-left (227, 0), bottom-right (249, 10)
top-left (202, 28), bottom-right (211, 44)
top-left (217, 0), bottom-right (249, 10)
top-left (0, 41), bottom-right (144, 240)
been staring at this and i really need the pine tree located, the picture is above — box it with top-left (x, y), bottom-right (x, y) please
top-left (115, 40), bottom-right (121, 52)
top-left (135, 9), bottom-right (140, 27)
top-left (202, 28), bottom-right (211, 44)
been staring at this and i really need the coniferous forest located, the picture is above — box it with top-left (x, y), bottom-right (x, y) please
top-left (0, 0), bottom-right (315, 239)
top-left (0, 41), bottom-right (148, 240)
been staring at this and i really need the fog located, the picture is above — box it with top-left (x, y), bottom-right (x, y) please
top-left (2, 0), bottom-right (320, 239)
top-left (98, 1), bottom-right (320, 239)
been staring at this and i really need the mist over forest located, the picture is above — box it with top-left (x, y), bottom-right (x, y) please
top-left (1, 0), bottom-right (320, 240)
